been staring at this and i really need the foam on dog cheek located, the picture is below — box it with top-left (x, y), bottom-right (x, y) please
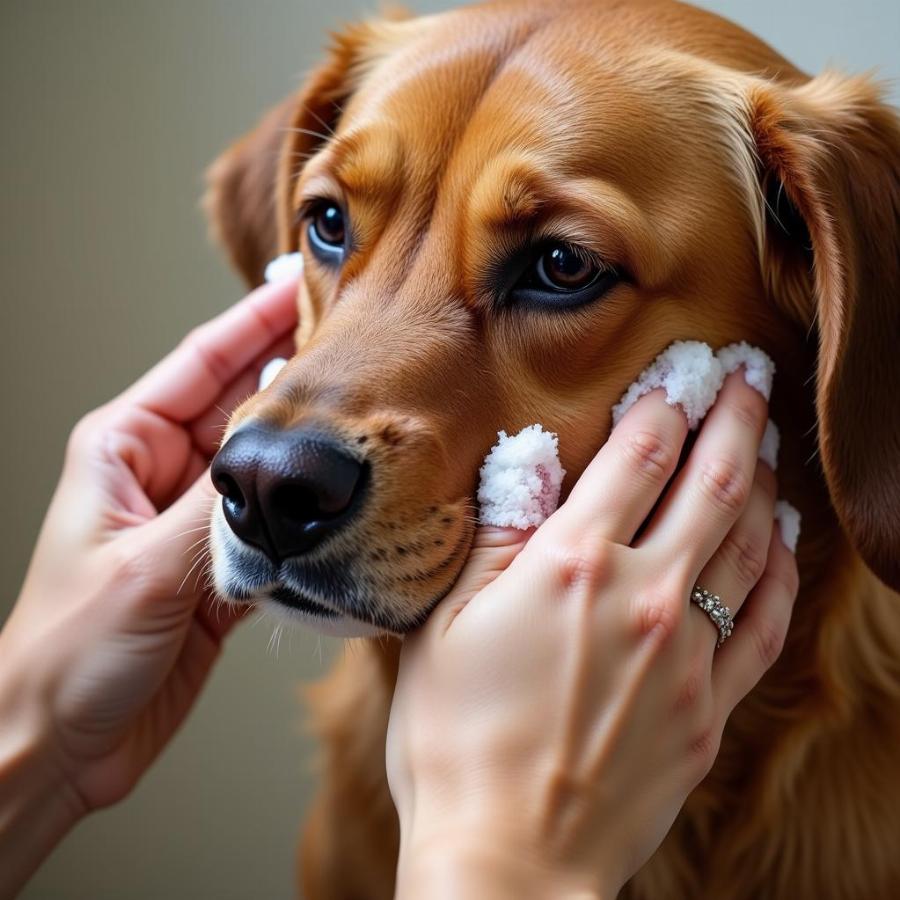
top-left (759, 419), bottom-right (780, 470)
top-left (258, 357), bottom-right (287, 391)
top-left (264, 252), bottom-right (304, 283)
top-left (717, 341), bottom-right (775, 400)
top-left (611, 341), bottom-right (725, 430)
top-left (774, 500), bottom-right (802, 553)
top-left (478, 425), bottom-right (566, 529)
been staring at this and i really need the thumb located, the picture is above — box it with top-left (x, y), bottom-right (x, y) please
top-left (141, 469), bottom-right (219, 601)
top-left (430, 525), bottom-right (534, 631)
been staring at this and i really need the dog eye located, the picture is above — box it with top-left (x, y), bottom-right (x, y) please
top-left (535, 244), bottom-right (598, 290)
top-left (306, 203), bottom-right (346, 265)
top-left (508, 242), bottom-right (619, 308)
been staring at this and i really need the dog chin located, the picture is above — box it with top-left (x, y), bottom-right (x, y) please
top-left (210, 508), bottom-right (389, 638)
top-left (259, 595), bottom-right (385, 639)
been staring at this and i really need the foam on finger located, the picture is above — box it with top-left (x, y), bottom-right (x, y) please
top-left (477, 340), bottom-right (776, 530)
top-left (716, 341), bottom-right (775, 401)
top-left (774, 500), bottom-right (802, 553)
top-left (264, 252), bottom-right (304, 283)
top-left (611, 341), bottom-right (725, 430)
top-left (759, 419), bottom-right (780, 470)
top-left (477, 425), bottom-right (566, 528)
top-left (259, 357), bottom-right (288, 391)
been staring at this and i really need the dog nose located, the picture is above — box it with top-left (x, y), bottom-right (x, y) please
top-left (211, 424), bottom-right (367, 561)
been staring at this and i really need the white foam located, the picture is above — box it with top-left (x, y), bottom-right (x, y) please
top-left (759, 419), bottom-right (780, 470)
top-left (481, 341), bottom-right (777, 531)
top-left (612, 341), bottom-right (725, 430)
top-left (258, 357), bottom-right (287, 391)
top-left (774, 500), bottom-right (801, 553)
top-left (717, 341), bottom-right (775, 401)
top-left (477, 425), bottom-right (566, 529)
top-left (263, 252), bottom-right (304, 283)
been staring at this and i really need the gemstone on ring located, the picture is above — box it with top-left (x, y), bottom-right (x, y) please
top-left (690, 586), bottom-right (734, 647)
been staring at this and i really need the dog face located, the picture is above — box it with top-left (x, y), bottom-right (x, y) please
top-left (206, 0), bottom-right (900, 636)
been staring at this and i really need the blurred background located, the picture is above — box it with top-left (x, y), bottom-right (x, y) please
top-left (2, 1), bottom-right (897, 897)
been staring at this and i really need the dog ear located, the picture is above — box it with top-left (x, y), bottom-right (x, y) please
top-left (204, 95), bottom-right (299, 287)
top-left (751, 73), bottom-right (900, 589)
top-left (204, 16), bottom-right (410, 287)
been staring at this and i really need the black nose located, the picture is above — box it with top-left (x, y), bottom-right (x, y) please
top-left (211, 425), bottom-right (367, 562)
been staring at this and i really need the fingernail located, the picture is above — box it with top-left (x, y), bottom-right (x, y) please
top-left (716, 342), bottom-right (775, 401)
top-left (264, 252), bottom-right (304, 284)
top-left (758, 419), bottom-right (780, 470)
top-left (774, 500), bottom-right (801, 553)
top-left (258, 357), bottom-right (287, 391)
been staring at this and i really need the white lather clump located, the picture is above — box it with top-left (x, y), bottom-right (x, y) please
top-left (775, 500), bottom-right (802, 553)
top-left (263, 252), bottom-right (304, 284)
top-left (759, 419), bottom-right (780, 470)
top-left (611, 340), bottom-right (775, 430)
top-left (477, 425), bottom-right (566, 529)
top-left (717, 341), bottom-right (775, 401)
top-left (477, 340), bottom-right (779, 530)
top-left (611, 341), bottom-right (724, 430)
top-left (258, 357), bottom-right (287, 390)
top-left (257, 254), bottom-right (304, 390)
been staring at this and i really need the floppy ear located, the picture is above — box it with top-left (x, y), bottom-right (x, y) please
top-left (204, 18), bottom-right (408, 286)
top-left (203, 94), bottom-right (299, 287)
top-left (750, 73), bottom-right (900, 590)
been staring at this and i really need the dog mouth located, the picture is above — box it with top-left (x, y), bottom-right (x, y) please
top-left (269, 585), bottom-right (340, 619)
top-left (210, 499), bottom-right (473, 636)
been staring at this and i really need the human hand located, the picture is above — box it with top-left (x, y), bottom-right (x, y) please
top-left (0, 278), bottom-right (297, 895)
top-left (387, 372), bottom-right (799, 899)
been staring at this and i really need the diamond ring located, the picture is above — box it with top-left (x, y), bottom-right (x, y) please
top-left (690, 586), bottom-right (734, 647)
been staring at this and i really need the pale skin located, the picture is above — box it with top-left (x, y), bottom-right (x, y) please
top-left (0, 277), bottom-right (798, 899)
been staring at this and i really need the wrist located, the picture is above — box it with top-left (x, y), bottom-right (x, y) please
top-left (395, 823), bottom-right (616, 900)
top-left (0, 637), bottom-right (84, 897)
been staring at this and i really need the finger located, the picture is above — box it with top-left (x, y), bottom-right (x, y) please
top-left (427, 526), bottom-right (533, 633)
top-left (688, 461), bottom-right (777, 656)
top-left (548, 389), bottom-right (688, 545)
top-left (122, 278), bottom-right (299, 422)
top-left (196, 594), bottom-right (250, 642)
top-left (141, 469), bottom-right (219, 602)
top-left (187, 333), bottom-right (296, 458)
top-left (711, 523), bottom-right (799, 715)
top-left (639, 371), bottom-right (768, 581)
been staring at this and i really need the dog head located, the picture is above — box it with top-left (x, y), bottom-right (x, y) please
top-left (205, 0), bottom-right (900, 635)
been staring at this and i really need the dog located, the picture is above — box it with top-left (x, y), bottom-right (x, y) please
top-left (204, 0), bottom-right (900, 896)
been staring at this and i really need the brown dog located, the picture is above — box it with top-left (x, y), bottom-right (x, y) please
top-left (205, 1), bottom-right (900, 896)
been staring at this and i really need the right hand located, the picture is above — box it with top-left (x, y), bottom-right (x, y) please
top-left (387, 371), bottom-right (799, 899)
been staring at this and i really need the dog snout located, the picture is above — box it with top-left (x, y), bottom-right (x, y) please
top-left (211, 424), bottom-right (367, 562)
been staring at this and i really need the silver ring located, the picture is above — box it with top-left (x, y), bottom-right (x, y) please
top-left (690, 586), bottom-right (734, 647)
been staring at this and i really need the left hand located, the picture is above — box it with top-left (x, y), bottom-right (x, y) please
top-left (1, 278), bottom-right (296, 816)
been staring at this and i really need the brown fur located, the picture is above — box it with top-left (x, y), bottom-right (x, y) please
top-left (205, 1), bottom-right (900, 896)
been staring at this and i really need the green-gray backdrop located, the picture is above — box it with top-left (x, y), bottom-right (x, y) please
top-left (2, 1), bottom-right (897, 897)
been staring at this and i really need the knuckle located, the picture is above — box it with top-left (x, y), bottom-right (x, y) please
top-left (552, 542), bottom-right (611, 594)
top-left (751, 617), bottom-right (787, 668)
top-left (632, 586), bottom-right (684, 642)
top-left (674, 669), bottom-right (705, 712)
top-left (183, 327), bottom-right (231, 384)
top-left (66, 408), bottom-right (106, 462)
top-left (689, 728), bottom-right (721, 777)
top-left (620, 429), bottom-right (678, 482)
top-left (104, 540), bottom-right (149, 595)
top-left (772, 556), bottom-right (801, 599)
top-left (699, 458), bottom-right (750, 516)
top-left (720, 531), bottom-right (767, 589)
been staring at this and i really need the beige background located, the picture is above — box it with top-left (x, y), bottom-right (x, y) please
top-left (2, 1), bottom-right (897, 897)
